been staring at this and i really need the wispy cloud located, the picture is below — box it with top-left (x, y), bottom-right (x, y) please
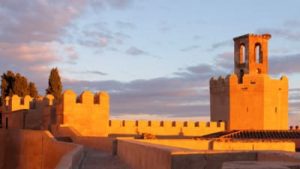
top-left (63, 58), bottom-right (228, 118)
top-left (116, 21), bottom-right (136, 29)
top-left (257, 28), bottom-right (300, 41)
top-left (215, 51), bottom-right (233, 71)
top-left (126, 46), bottom-right (147, 56)
top-left (180, 45), bottom-right (200, 52)
top-left (208, 40), bottom-right (232, 51)
top-left (256, 20), bottom-right (300, 41)
top-left (269, 53), bottom-right (300, 75)
top-left (86, 70), bottom-right (107, 76)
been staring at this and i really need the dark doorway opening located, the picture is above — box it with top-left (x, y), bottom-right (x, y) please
top-left (239, 69), bottom-right (244, 83)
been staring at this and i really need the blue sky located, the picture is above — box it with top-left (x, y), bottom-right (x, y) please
top-left (1, 0), bottom-right (300, 124)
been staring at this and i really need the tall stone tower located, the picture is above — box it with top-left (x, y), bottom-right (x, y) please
top-left (210, 34), bottom-right (288, 130)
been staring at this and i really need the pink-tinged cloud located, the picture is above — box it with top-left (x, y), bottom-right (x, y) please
top-left (0, 42), bottom-right (62, 91)
top-left (0, 0), bottom-right (134, 93)
top-left (0, 42), bottom-right (60, 64)
top-left (0, 0), bottom-right (86, 43)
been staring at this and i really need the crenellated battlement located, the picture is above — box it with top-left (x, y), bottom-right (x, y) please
top-left (3, 95), bottom-right (33, 112)
top-left (1, 94), bottom-right (55, 130)
top-left (210, 74), bottom-right (288, 92)
top-left (108, 119), bottom-right (225, 136)
top-left (210, 75), bottom-right (233, 93)
top-left (2, 94), bottom-right (55, 113)
top-left (59, 89), bottom-right (110, 136)
top-left (62, 89), bottom-right (109, 106)
top-left (210, 75), bottom-right (230, 86)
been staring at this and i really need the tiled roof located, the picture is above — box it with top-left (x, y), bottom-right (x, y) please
top-left (200, 130), bottom-right (300, 139)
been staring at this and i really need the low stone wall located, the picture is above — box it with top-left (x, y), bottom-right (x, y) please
top-left (55, 146), bottom-right (84, 169)
top-left (117, 139), bottom-right (300, 169)
top-left (74, 136), bottom-right (114, 152)
top-left (0, 129), bottom-right (83, 169)
top-left (53, 126), bottom-right (115, 153)
top-left (118, 139), bottom-right (173, 169)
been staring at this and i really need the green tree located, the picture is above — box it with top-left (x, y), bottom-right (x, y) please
top-left (29, 82), bottom-right (38, 98)
top-left (46, 68), bottom-right (62, 100)
top-left (13, 73), bottom-right (29, 97)
top-left (1, 70), bottom-right (39, 105)
top-left (1, 71), bottom-right (15, 97)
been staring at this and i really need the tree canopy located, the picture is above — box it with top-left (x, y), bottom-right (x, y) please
top-left (46, 68), bottom-right (62, 100)
top-left (1, 70), bottom-right (39, 104)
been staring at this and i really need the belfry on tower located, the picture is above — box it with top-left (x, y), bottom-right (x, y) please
top-left (210, 34), bottom-right (288, 130)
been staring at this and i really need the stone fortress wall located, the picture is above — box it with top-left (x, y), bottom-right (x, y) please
top-left (1, 94), bottom-right (54, 130)
top-left (109, 119), bottom-right (224, 136)
top-left (1, 90), bottom-right (225, 137)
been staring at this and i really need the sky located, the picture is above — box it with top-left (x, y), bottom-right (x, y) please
top-left (1, 0), bottom-right (300, 124)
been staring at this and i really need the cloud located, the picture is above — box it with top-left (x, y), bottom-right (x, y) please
top-left (193, 35), bottom-right (202, 40)
top-left (211, 51), bottom-right (300, 76)
top-left (269, 53), bottom-right (300, 75)
top-left (208, 40), bottom-right (232, 51)
top-left (126, 46), bottom-right (147, 56)
top-left (63, 46), bottom-right (79, 64)
top-left (63, 61), bottom-right (225, 118)
top-left (0, 42), bottom-right (63, 90)
top-left (0, 42), bottom-right (59, 64)
top-left (256, 28), bottom-right (300, 41)
top-left (77, 23), bottom-right (131, 49)
top-left (116, 21), bottom-right (136, 29)
top-left (90, 0), bottom-right (132, 9)
top-left (86, 71), bottom-right (107, 76)
top-left (0, 0), bottom-right (86, 43)
top-left (289, 88), bottom-right (300, 125)
top-left (180, 45), bottom-right (200, 52)
top-left (64, 69), bottom-right (108, 77)
top-left (62, 51), bottom-right (300, 125)
top-left (284, 20), bottom-right (300, 28)
top-left (0, 0), bottom-right (133, 93)
top-left (215, 51), bottom-right (233, 71)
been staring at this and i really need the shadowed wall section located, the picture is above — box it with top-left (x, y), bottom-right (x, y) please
top-left (1, 95), bottom-right (54, 130)
top-left (0, 129), bottom-right (83, 169)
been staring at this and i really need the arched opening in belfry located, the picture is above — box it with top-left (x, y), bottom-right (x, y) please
top-left (239, 44), bottom-right (246, 64)
top-left (255, 43), bottom-right (262, 63)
